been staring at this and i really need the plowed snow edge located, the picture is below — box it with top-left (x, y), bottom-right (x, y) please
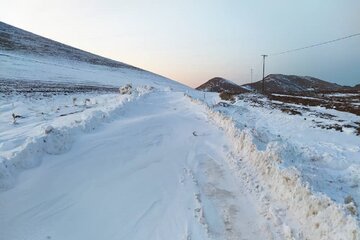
top-left (0, 86), bottom-right (152, 191)
top-left (186, 95), bottom-right (359, 240)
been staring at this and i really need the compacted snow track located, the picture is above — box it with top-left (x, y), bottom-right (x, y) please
top-left (0, 92), bottom-right (276, 240)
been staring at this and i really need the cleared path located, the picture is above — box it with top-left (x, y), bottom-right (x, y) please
top-left (0, 92), bottom-right (276, 240)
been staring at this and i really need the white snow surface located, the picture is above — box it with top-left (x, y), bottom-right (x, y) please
top-left (271, 93), bottom-right (321, 100)
top-left (0, 91), bottom-right (284, 240)
top-left (0, 88), bottom-right (359, 239)
top-left (190, 94), bottom-right (360, 240)
top-left (221, 94), bottom-right (360, 208)
top-left (0, 51), bottom-right (187, 91)
top-left (0, 87), bottom-right (152, 189)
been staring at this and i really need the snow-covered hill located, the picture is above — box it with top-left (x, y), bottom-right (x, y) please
top-left (242, 74), bottom-right (345, 93)
top-left (196, 77), bottom-right (249, 93)
top-left (0, 21), bottom-right (187, 90)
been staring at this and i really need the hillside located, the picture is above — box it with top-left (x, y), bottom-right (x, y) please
top-left (0, 21), bottom-right (186, 90)
top-left (196, 77), bottom-right (249, 93)
top-left (0, 22), bottom-right (136, 69)
top-left (242, 74), bottom-right (345, 93)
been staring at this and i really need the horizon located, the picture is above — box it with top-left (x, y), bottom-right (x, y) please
top-left (1, 0), bottom-right (360, 87)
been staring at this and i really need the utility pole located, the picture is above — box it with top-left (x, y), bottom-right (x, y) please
top-left (261, 54), bottom-right (268, 94)
top-left (250, 68), bottom-right (253, 84)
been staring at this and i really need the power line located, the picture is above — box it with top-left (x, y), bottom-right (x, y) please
top-left (268, 32), bottom-right (360, 57)
top-left (259, 32), bottom-right (360, 93)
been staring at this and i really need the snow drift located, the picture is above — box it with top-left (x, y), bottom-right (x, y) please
top-left (185, 94), bottom-right (360, 240)
top-left (0, 86), bottom-right (152, 190)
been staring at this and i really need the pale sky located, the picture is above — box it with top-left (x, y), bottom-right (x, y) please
top-left (1, 0), bottom-right (360, 87)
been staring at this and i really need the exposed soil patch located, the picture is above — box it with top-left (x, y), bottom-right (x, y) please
top-left (268, 91), bottom-right (360, 116)
top-left (219, 92), bottom-right (236, 102)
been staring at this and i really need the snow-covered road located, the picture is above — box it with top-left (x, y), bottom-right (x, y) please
top-left (0, 92), bottom-right (276, 240)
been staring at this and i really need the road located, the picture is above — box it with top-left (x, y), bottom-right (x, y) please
top-left (0, 92), bottom-right (277, 240)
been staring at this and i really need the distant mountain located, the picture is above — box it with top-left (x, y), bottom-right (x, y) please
top-left (0, 21), bottom-right (187, 90)
top-left (242, 74), bottom-right (344, 93)
top-left (196, 77), bottom-right (249, 93)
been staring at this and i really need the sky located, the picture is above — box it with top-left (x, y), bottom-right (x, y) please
top-left (1, 0), bottom-right (360, 87)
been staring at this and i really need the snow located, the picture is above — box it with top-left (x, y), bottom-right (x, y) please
top-left (0, 91), bottom-right (282, 240)
top-left (0, 86), bottom-right (155, 189)
top-left (218, 95), bottom-right (360, 206)
top-left (1, 85), bottom-right (359, 239)
top-left (196, 93), bottom-right (360, 239)
top-left (271, 93), bottom-right (321, 100)
top-left (0, 51), bottom-right (187, 91)
top-left (325, 93), bottom-right (359, 97)
top-left (241, 85), bottom-right (254, 91)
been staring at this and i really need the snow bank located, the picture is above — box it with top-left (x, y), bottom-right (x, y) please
top-left (185, 95), bottom-right (360, 240)
top-left (0, 86), bottom-right (153, 191)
